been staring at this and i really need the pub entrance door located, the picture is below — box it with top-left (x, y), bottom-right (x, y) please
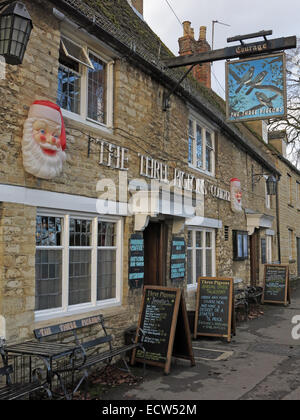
top-left (144, 221), bottom-right (168, 286)
top-left (250, 229), bottom-right (260, 286)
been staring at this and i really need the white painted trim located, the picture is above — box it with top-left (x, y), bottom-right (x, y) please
top-left (185, 216), bottom-right (222, 229)
top-left (0, 184), bottom-right (128, 216)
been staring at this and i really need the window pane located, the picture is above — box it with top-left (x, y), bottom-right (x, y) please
top-left (243, 234), bottom-right (248, 258)
top-left (196, 124), bottom-right (203, 168)
top-left (36, 216), bottom-right (62, 246)
top-left (206, 231), bottom-right (212, 248)
top-left (196, 249), bottom-right (203, 278)
top-left (187, 231), bottom-right (193, 248)
top-left (196, 231), bottom-right (202, 248)
top-left (188, 120), bottom-right (194, 164)
top-left (98, 222), bottom-right (116, 247)
top-left (206, 249), bottom-right (212, 277)
top-left (35, 249), bottom-right (62, 310)
top-left (69, 249), bottom-right (91, 305)
top-left (57, 64), bottom-right (80, 114)
top-left (187, 249), bottom-right (193, 284)
top-left (237, 234), bottom-right (243, 258)
top-left (88, 53), bottom-right (106, 124)
top-left (70, 219), bottom-right (91, 246)
top-left (97, 249), bottom-right (116, 300)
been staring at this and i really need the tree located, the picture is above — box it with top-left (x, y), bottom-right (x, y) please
top-left (268, 39), bottom-right (300, 167)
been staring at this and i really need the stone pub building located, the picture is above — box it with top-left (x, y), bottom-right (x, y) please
top-left (0, 0), bottom-right (296, 348)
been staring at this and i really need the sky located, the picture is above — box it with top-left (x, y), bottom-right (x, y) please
top-left (143, 0), bottom-right (300, 99)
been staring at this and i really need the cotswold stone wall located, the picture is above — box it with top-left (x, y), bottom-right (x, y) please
top-left (0, 0), bottom-right (280, 342)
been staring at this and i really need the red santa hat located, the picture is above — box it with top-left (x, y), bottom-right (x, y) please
top-left (28, 100), bottom-right (66, 151)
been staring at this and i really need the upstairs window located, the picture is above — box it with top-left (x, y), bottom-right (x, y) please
top-left (233, 230), bottom-right (248, 261)
top-left (188, 116), bottom-right (215, 175)
top-left (57, 34), bottom-right (113, 128)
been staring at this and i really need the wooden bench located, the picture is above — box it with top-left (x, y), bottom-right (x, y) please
top-left (0, 341), bottom-right (51, 400)
top-left (33, 315), bottom-right (145, 398)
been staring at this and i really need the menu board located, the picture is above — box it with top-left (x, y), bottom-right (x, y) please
top-left (128, 234), bottom-right (144, 289)
top-left (194, 277), bottom-right (234, 342)
top-left (170, 237), bottom-right (186, 285)
top-left (131, 286), bottom-right (195, 374)
top-left (262, 264), bottom-right (290, 305)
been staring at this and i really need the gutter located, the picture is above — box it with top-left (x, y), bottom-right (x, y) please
top-left (50, 0), bottom-right (280, 177)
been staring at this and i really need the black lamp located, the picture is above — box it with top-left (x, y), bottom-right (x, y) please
top-left (266, 175), bottom-right (277, 196)
top-left (0, 1), bottom-right (33, 65)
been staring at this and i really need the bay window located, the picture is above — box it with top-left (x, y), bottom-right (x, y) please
top-left (35, 212), bottom-right (122, 320)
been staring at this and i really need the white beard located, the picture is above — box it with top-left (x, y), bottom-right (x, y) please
top-left (22, 118), bottom-right (66, 179)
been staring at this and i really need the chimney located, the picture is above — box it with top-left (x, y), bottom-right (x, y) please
top-left (178, 23), bottom-right (211, 89)
top-left (130, 0), bottom-right (143, 17)
top-left (268, 130), bottom-right (287, 158)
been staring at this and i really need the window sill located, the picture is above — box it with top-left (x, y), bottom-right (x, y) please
top-left (188, 163), bottom-right (215, 179)
top-left (34, 299), bottom-right (121, 322)
top-left (62, 109), bottom-right (113, 138)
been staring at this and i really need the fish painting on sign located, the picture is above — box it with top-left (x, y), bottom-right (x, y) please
top-left (226, 53), bottom-right (286, 122)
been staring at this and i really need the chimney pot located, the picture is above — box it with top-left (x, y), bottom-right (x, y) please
top-left (183, 21), bottom-right (192, 37)
top-left (199, 26), bottom-right (207, 40)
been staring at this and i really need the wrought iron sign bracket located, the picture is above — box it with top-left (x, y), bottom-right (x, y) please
top-left (162, 64), bottom-right (196, 111)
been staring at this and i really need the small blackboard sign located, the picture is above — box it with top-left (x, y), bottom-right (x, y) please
top-left (128, 234), bottom-right (144, 289)
top-left (170, 237), bottom-right (186, 285)
top-left (262, 264), bottom-right (290, 305)
top-left (194, 277), bottom-right (234, 342)
top-left (131, 286), bottom-right (195, 374)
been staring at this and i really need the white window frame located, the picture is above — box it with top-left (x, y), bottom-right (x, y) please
top-left (188, 113), bottom-right (216, 177)
top-left (35, 211), bottom-right (123, 322)
top-left (58, 32), bottom-right (114, 132)
top-left (187, 228), bottom-right (216, 289)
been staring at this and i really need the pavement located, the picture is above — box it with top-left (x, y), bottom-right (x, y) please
top-left (100, 282), bottom-right (300, 401)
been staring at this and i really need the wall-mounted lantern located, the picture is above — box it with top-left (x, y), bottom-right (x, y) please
top-left (252, 170), bottom-right (278, 196)
top-left (0, 1), bottom-right (33, 65)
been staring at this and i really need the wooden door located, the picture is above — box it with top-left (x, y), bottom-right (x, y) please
top-left (144, 222), bottom-right (167, 286)
top-left (250, 229), bottom-right (260, 286)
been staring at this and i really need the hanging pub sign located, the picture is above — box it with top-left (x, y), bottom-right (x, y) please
top-left (128, 234), bottom-right (144, 289)
top-left (170, 237), bottom-right (186, 286)
top-left (226, 52), bottom-right (287, 123)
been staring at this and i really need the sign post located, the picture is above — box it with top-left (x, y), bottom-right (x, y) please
top-left (131, 286), bottom-right (195, 375)
top-left (194, 277), bottom-right (235, 342)
top-left (262, 264), bottom-right (290, 306)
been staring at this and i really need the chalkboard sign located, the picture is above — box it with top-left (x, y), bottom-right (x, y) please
top-left (129, 234), bottom-right (144, 289)
top-left (262, 264), bottom-right (290, 305)
top-left (131, 286), bottom-right (195, 374)
top-left (194, 277), bottom-right (234, 342)
top-left (170, 237), bottom-right (186, 285)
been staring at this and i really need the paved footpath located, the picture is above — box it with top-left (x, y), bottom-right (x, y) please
top-left (104, 282), bottom-right (300, 401)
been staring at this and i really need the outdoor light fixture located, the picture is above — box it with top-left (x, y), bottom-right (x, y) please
top-left (0, 1), bottom-right (33, 65)
top-left (266, 175), bottom-right (277, 196)
top-left (252, 169), bottom-right (278, 196)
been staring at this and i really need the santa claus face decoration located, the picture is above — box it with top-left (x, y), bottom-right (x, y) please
top-left (230, 178), bottom-right (243, 213)
top-left (22, 100), bottom-right (66, 179)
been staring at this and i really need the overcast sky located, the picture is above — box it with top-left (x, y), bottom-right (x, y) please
top-left (143, 0), bottom-right (300, 98)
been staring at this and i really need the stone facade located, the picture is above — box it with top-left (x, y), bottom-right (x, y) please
top-left (0, 0), bottom-right (295, 346)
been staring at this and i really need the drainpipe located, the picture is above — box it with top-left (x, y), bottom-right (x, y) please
top-left (275, 175), bottom-right (281, 264)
